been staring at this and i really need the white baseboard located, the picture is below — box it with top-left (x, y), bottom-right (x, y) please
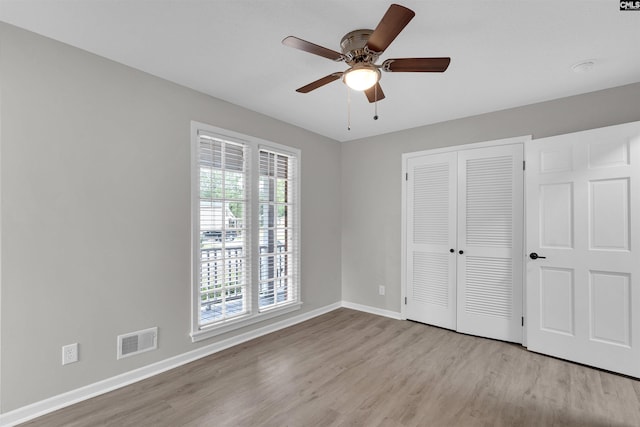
top-left (0, 302), bottom-right (342, 427)
top-left (341, 300), bottom-right (403, 320)
top-left (0, 300), bottom-right (402, 426)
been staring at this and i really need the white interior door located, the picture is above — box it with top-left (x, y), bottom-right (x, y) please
top-left (526, 121), bottom-right (640, 377)
top-left (456, 144), bottom-right (524, 343)
top-left (406, 152), bottom-right (457, 329)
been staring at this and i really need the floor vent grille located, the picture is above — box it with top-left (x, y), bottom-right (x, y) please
top-left (117, 327), bottom-right (158, 359)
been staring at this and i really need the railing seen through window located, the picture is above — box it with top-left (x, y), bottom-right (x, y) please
top-left (198, 135), bottom-right (248, 325)
top-left (258, 150), bottom-right (297, 310)
top-left (193, 123), bottom-right (300, 338)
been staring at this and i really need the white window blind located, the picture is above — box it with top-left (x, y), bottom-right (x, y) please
top-left (198, 132), bottom-right (250, 326)
top-left (258, 149), bottom-right (298, 311)
top-left (192, 122), bottom-right (301, 340)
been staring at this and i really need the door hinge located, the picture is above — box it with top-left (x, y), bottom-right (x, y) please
top-left (523, 160), bottom-right (526, 171)
top-left (405, 172), bottom-right (408, 181)
top-left (521, 316), bottom-right (524, 327)
top-left (404, 297), bottom-right (407, 304)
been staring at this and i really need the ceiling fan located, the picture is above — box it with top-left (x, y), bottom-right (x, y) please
top-left (282, 3), bottom-right (451, 103)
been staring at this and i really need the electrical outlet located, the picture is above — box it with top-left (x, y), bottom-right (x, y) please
top-left (378, 285), bottom-right (386, 296)
top-left (62, 343), bottom-right (78, 365)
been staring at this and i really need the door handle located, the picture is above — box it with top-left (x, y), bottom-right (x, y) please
top-left (529, 252), bottom-right (546, 260)
top-left (450, 249), bottom-right (455, 253)
top-left (459, 250), bottom-right (464, 255)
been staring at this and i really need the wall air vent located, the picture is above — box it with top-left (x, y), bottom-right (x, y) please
top-left (117, 327), bottom-right (158, 359)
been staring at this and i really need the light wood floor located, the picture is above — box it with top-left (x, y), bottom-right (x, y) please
top-left (20, 308), bottom-right (640, 426)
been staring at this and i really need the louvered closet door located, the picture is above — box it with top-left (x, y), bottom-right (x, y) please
top-left (456, 144), bottom-right (524, 343)
top-left (406, 152), bottom-right (457, 329)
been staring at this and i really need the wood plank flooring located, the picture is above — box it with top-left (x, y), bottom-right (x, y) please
top-left (20, 308), bottom-right (640, 426)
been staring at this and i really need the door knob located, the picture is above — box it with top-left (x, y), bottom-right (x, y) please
top-left (450, 249), bottom-right (455, 253)
top-left (459, 250), bottom-right (464, 255)
top-left (529, 252), bottom-right (546, 260)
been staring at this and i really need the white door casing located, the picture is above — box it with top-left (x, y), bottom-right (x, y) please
top-left (526, 121), bottom-right (640, 377)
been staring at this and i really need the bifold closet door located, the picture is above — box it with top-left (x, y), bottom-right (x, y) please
top-left (406, 152), bottom-right (457, 329)
top-left (456, 145), bottom-right (524, 343)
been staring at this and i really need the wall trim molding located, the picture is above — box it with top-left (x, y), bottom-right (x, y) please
top-left (341, 300), bottom-right (403, 320)
top-left (0, 302), bottom-right (342, 427)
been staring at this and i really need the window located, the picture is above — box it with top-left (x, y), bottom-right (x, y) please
top-left (258, 150), bottom-right (298, 310)
top-left (198, 136), bottom-right (249, 324)
top-left (191, 122), bottom-right (300, 341)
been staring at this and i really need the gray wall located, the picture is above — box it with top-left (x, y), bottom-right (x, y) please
top-left (0, 23), bottom-right (342, 412)
top-left (3, 18), bottom-right (640, 416)
top-left (341, 82), bottom-right (640, 312)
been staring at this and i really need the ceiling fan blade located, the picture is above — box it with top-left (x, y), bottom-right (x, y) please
top-left (364, 83), bottom-right (386, 103)
top-left (296, 73), bottom-right (343, 93)
top-left (282, 36), bottom-right (345, 61)
top-left (382, 57), bottom-right (451, 72)
top-left (365, 4), bottom-right (415, 54)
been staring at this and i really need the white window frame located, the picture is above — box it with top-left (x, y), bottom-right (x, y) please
top-left (190, 121), bottom-right (302, 342)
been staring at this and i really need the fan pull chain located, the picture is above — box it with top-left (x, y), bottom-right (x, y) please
top-left (373, 84), bottom-right (379, 120)
top-left (347, 86), bottom-right (351, 131)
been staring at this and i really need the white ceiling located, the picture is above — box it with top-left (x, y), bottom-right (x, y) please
top-left (1, 1), bottom-right (639, 142)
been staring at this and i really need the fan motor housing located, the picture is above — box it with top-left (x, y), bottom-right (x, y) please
top-left (340, 29), bottom-right (379, 65)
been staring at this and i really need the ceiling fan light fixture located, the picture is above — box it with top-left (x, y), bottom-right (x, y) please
top-left (343, 64), bottom-right (380, 91)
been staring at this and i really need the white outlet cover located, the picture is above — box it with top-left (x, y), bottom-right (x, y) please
top-left (379, 286), bottom-right (386, 296)
top-left (62, 343), bottom-right (79, 365)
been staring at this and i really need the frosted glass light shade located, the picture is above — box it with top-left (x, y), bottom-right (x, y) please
top-left (344, 65), bottom-right (380, 91)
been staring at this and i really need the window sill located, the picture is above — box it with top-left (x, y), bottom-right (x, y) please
top-left (190, 301), bottom-right (303, 343)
